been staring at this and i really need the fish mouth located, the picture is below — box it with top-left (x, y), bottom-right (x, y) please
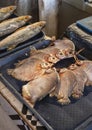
top-left (9, 6), bottom-right (17, 11)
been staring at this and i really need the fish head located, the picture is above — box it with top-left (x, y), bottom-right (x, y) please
top-left (76, 60), bottom-right (84, 66)
top-left (59, 68), bottom-right (68, 74)
top-left (32, 21), bottom-right (46, 29)
top-left (17, 15), bottom-right (32, 22)
top-left (2, 6), bottom-right (17, 13)
top-left (38, 21), bottom-right (46, 28)
top-left (48, 54), bottom-right (59, 63)
top-left (40, 61), bottom-right (52, 69)
top-left (56, 49), bottom-right (74, 59)
top-left (56, 50), bottom-right (65, 59)
top-left (69, 64), bottom-right (77, 70)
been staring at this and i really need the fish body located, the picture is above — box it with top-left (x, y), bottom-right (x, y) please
top-left (0, 21), bottom-right (46, 50)
top-left (69, 65), bottom-right (88, 99)
top-left (0, 15), bottom-right (32, 37)
top-left (0, 6), bottom-right (16, 22)
top-left (53, 39), bottom-right (75, 51)
top-left (22, 68), bottom-right (59, 105)
top-left (41, 39), bottom-right (75, 60)
top-left (54, 69), bottom-right (77, 105)
top-left (8, 57), bottom-right (51, 81)
top-left (30, 49), bottom-right (59, 64)
top-left (53, 39), bottom-right (75, 59)
top-left (79, 60), bottom-right (92, 86)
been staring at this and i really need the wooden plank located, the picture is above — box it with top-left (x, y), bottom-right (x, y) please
top-left (0, 81), bottom-right (42, 130)
top-left (0, 105), bottom-right (20, 130)
top-left (0, 81), bottom-right (5, 92)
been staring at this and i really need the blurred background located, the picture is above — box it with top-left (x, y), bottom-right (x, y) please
top-left (0, 0), bottom-right (91, 38)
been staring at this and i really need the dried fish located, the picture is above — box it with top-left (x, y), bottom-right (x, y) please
top-left (78, 60), bottom-right (92, 86)
top-left (8, 57), bottom-right (52, 81)
top-left (0, 15), bottom-right (32, 37)
top-left (0, 6), bottom-right (16, 22)
top-left (30, 49), bottom-right (59, 64)
top-left (41, 39), bottom-right (75, 60)
top-left (69, 64), bottom-right (88, 99)
top-left (22, 68), bottom-right (59, 105)
top-left (0, 21), bottom-right (46, 50)
top-left (53, 39), bottom-right (75, 58)
top-left (52, 69), bottom-right (77, 105)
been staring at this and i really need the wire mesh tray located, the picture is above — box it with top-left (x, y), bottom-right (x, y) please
top-left (0, 43), bottom-right (92, 130)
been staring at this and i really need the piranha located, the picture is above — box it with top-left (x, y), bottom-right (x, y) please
top-left (40, 38), bottom-right (75, 60)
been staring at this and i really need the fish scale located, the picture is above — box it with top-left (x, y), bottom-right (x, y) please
top-left (0, 15), bottom-right (32, 37)
top-left (0, 21), bottom-right (46, 50)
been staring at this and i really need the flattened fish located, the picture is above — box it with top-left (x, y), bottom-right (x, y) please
top-left (53, 39), bottom-right (75, 58)
top-left (30, 49), bottom-right (59, 64)
top-left (8, 57), bottom-right (52, 81)
top-left (0, 6), bottom-right (16, 22)
top-left (22, 68), bottom-right (59, 106)
top-left (0, 15), bottom-right (32, 37)
top-left (41, 39), bottom-right (75, 60)
top-left (69, 64), bottom-right (88, 99)
top-left (53, 69), bottom-right (77, 105)
top-left (78, 60), bottom-right (92, 86)
top-left (0, 21), bottom-right (46, 50)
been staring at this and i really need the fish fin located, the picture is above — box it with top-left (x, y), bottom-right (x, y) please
top-left (7, 69), bottom-right (13, 75)
top-left (23, 97), bottom-right (34, 108)
top-left (30, 46), bottom-right (37, 55)
top-left (16, 15), bottom-right (32, 21)
top-left (7, 44), bottom-right (17, 50)
top-left (58, 98), bottom-right (71, 105)
top-left (15, 26), bottom-right (26, 32)
top-left (14, 59), bottom-right (26, 67)
top-left (59, 68), bottom-right (68, 73)
top-left (49, 41), bottom-right (55, 46)
top-left (0, 18), bottom-right (12, 23)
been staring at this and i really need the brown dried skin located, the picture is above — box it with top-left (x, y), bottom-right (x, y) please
top-left (69, 65), bottom-right (88, 99)
top-left (0, 15), bottom-right (32, 37)
top-left (53, 39), bottom-right (75, 51)
top-left (41, 46), bottom-right (60, 58)
top-left (7, 57), bottom-right (52, 81)
top-left (41, 39), bottom-right (75, 60)
top-left (30, 49), bottom-right (59, 64)
top-left (22, 68), bottom-right (59, 105)
top-left (0, 21), bottom-right (46, 50)
top-left (53, 39), bottom-right (75, 57)
top-left (79, 60), bottom-right (92, 86)
top-left (0, 6), bottom-right (16, 22)
top-left (54, 69), bottom-right (77, 105)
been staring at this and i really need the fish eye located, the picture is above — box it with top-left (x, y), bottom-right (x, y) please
top-left (59, 52), bottom-right (63, 55)
top-left (52, 57), bottom-right (55, 59)
top-left (25, 16), bottom-right (28, 19)
top-left (45, 62), bottom-right (49, 66)
top-left (10, 7), bottom-right (13, 10)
